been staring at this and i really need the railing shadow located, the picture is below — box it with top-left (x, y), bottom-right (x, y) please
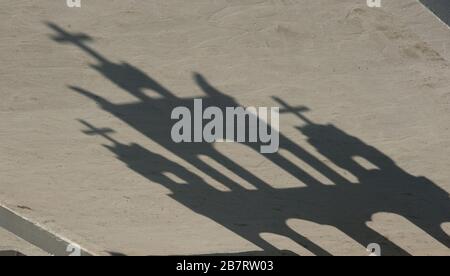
top-left (47, 23), bottom-right (450, 255)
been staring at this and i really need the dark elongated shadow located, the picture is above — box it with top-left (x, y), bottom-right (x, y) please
top-left (48, 23), bottom-right (449, 256)
top-left (0, 250), bottom-right (25, 256)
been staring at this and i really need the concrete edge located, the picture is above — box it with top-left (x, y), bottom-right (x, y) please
top-left (419, 0), bottom-right (450, 30)
top-left (0, 202), bottom-right (97, 256)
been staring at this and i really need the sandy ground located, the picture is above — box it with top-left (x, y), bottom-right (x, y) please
top-left (0, 0), bottom-right (449, 256)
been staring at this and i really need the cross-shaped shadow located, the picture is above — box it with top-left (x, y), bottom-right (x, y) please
top-left (47, 23), bottom-right (450, 255)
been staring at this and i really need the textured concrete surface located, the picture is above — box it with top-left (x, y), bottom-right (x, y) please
top-left (0, 0), bottom-right (449, 256)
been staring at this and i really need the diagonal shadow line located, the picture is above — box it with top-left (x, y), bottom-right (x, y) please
top-left (420, 0), bottom-right (450, 27)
